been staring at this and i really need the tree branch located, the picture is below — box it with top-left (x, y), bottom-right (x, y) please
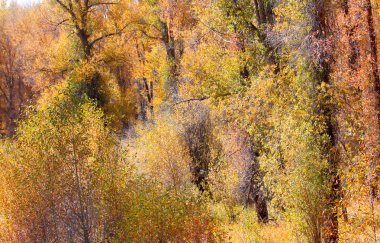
top-left (89, 21), bottom-right (134, 48)
top-left (139, 29), bottom-right (162, 40)
top-left (173, 96), bottom-right (210, 105)
top-left (173, 92), bottom-right (233, 106)
top-left (55, 0), bottom-right (76, 19)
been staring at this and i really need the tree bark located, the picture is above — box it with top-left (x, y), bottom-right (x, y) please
top-left (6, 77), bottom-right (16, 136)
top-left (315, 1), bottom-right (340, 241)
top-left (342, 0), bottom-right (360, 70)
top-left (244, 146), bottom-right (269, 223)
top-left (363, 1), bottom-right (380, 240)
top-left (159, 20), bottom-right (179, 103)
top-left (72, 137), bottom-right (91, 243)
top-left (364, 0), bottom-right (380, 199)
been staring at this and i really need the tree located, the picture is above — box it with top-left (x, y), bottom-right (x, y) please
top-left (0, 8), bottom-right (32, 136)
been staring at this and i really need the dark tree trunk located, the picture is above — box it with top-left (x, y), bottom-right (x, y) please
top-left (315, 2), bottom-right (340, 241)
top-left (6, 77), bottom-right (16, 136)
top-left (230, 2), bottom-right (271, 222)
top-left (253, 0), bottom-right (262, 25)
top-left (322, 94), bottom-right (341, 243)
top-left (365, 0), bottom-right (380, 199)
top-left (159, 20), bottom-right (179, 103)
top-left (342, 0), bottom-right (360, 70)
top-left (363, 1), bottom-right (380, 239)
top-left (77, 28), bottom-right (91, 59)
top-left (244, 147), bottom-right (269, 223)
top-left (143, 78), bottom-right (154, 120)
top-left (135, 41), bottom-right (154, 121)
top-left (183, 106), bottom-right (212, 192)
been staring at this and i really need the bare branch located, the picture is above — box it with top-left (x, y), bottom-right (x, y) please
top-left (53, 18), bottom-right (70, 30)
top-left (174, 96), bottom-right (209, 105)
top-left (89, 21), bottom-right (134, 48)
top-left (55, 0), bottom-right (76, 19)
top-left (173, 92), bottom-right (233, 106)
top-left (139, 29), bottom-right (162, 40)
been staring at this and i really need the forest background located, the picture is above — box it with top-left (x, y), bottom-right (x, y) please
top-left (0, 0), bottom-right (379, 241)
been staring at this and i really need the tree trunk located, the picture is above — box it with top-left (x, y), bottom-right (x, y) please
top-left (315, 2), bottom-right (341, 241)
top-left (72, 137), bottom-right (91, 243)
top-left (6, 77), bottom-right (16, 136)
top-left (230, 4), bottom-right (270, 222)
top-left (77, 27), bottom-right (91, 59)
top-left (342, 0), bottom-right (360, 70)
top-left (364, 0), bottom-right (380, 199)
top-left (245, 150), bottom-right (269, 223)
top-left (323, 101), bottom-right (340, 243)
top-left (240, 135), bottom-right (269, 223)
top-left (363, 0), bottom-right (380, 240)
top-left (159, 20), bottom-right (179, 103)
top-left (183, 106), bottom-right (212, 192)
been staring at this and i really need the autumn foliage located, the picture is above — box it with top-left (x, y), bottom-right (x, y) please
top-left (0, 0), bottom-right (379, 242)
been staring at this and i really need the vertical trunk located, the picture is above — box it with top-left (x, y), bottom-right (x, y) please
top-left (77, 28), bottom-right (91, 59)
top-left (323, 99), bottom-right (340, 243)
top-left (135, 41), bottom-right (154, 121)
top-left (76, 2), bottom-right (91, 60)
top-left (6, 77), bottom-right (16, 136)
top-left (342, 0), bottom-right (360, 70)
top-left (183, 107), bottom-right (212, 192)
top-left (364, 1), bottom-right (379, 240)
top-left (149, 80), bottom-right (154, 119)
top-left (244, 145), bottom-right (268, 223)
top-left (143, 78), bottom-right (154, 120)
top-left (253, 0), bottom-right (262, 25)
top-left (257, 0), bottom-right (267, 24)
top-left (160, 20), bottom-right (179, 103)
top-left (365, 0), bottom-right (380, 88)
top-left (316, 2), bottom-right (340, 241)
top-left (230, 3), bottom-right (270, 222)
top-left (137, 79), bottom-right (148, 121)
top-left (340, 0), bottom-right (356, 222)
top-left (72, 137), bottom-right (91, 243)
top-left (364, 0), bottom-right (380, 199)
top-left (233, 34), bottom-right (269, 219)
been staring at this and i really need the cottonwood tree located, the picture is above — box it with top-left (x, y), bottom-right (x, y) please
top-left (0, 10), bottom-right (31, 136)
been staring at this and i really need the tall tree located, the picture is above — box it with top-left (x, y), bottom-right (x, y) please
top-left (0, 10), bottom-right (31, 136)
